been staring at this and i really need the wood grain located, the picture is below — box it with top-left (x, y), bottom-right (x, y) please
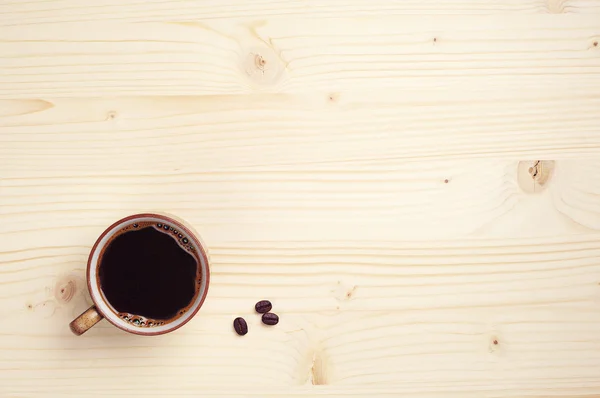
top-left (1, 16), bottom-right (600, 98)
top-left (2, 237), bottom-right (600, 396)
top-left (1, 0), bottom-right (600, 28)
top-left (1, 93), bottom-right (600, 175)
top-left (1, 1), bottom-right (600, 397)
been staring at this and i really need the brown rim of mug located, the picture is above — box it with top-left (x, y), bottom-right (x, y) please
top-left (86, 213), bottom-right (210, 336)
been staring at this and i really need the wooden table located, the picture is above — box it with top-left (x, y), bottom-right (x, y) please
top-left (2, 1), bottom-right (600, 396)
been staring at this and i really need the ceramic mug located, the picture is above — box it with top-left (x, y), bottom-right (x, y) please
top-left (69, 214), bottom-right (210, 336)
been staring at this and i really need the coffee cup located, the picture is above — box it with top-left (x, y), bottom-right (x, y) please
top-left (69, 214), bottom-right (210, 336)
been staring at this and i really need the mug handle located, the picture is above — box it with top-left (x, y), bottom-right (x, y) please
top-left (70, 306), bottom-right (103, 335)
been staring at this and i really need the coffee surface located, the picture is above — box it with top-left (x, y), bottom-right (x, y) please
top-left (98, 225), bottom-right (198, 322)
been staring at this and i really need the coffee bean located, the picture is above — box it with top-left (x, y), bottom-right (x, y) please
top-left (233, 317), bottom-right (248, 336)
top-left (255, 300), bottom-right (272, 314)
top-left (262, 312), bottom-right (279, 326)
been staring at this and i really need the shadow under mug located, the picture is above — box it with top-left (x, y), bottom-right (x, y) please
top-left (69, 214), bottom-right (210, 336)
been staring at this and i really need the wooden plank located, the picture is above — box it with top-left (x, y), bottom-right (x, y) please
top-left (1, 237), bottom-right (600, 395)
top-left (0, 16), bottom-right (599, 98)
top-left (1, 91), bottom-right (599, 176)
top-left (0, 0), bottom-right (567, 29)
top-left (4, 387), bottom-right (600, 398)
top-left (1, 0), bottom-right (600, 29)
top-left (5, 388), bottom-right (600, 398)
top-left (1, 158), bottom-right (600, 244)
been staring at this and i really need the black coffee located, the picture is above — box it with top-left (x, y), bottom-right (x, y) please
top-left (98, 223), bottom-right (200, 325)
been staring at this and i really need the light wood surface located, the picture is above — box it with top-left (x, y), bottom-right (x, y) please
top-left (1, 1), bottom-right (600, 397)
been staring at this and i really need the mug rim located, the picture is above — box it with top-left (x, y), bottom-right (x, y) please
top-left (87, 213), bottom-right (210, 336)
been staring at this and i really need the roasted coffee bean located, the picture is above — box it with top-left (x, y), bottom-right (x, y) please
top-left (255, 300), bottom-right (272, 314)
top-left (233, 317), bottom-right (248, 335)
top-left (262, 312), bottom-right (279, 326)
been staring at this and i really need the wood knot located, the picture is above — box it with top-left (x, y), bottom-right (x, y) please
top-left (517, 160), bottom-right (555, 194)
top-left (331, 282), bottom-right (357, 302)
top-left (310, 351), bottom-right (329, 385)
top-left (255, 54), bottom-right (267, 68)
top-left (106, 110), bottom-right (117, 120)
top-left (242, 46), bottom-right (285, 87)
top-left (55, 278), bottom-right (78, 304)
top-left (345, 286), bottom-right (357, 300)
top-left (489, 336), bottom-right (501, 353)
